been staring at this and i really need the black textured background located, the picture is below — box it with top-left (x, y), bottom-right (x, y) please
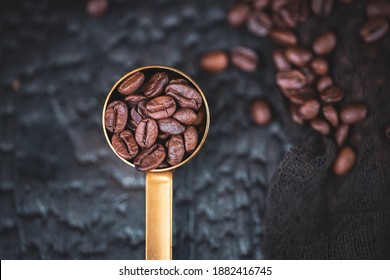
top-left (0, 0), bottom-right (389, 260)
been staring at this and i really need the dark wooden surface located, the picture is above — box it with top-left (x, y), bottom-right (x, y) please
top-left (0, 0), bottom-right (389, 259)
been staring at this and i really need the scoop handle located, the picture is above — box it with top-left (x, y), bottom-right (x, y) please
top-left (145, 171), bottom-right (173, 260)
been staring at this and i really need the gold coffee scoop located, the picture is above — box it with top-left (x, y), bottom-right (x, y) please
top-left (102, 65), bottom-right (210, 260)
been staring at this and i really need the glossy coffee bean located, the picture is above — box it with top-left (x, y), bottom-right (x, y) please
top-left (272, 49), bottom-right (291, 71)
top-left (124, 94), bottom-right (148, 105)
top-left (250, 99), bottom-right (272, 125)
top-left (165, 83), bottom-right (202, 110)
top-left (227, 2), bottom-right (250, 27)
top-left (285, 87), bottom-right (315, 105)
top-left (270, 29), bottom-right (298, 45)
top-left (285, 46), bottom-right (312, 67)
top-left (299, 99), bottom-right (320, 120)
top-left (111, 130), bottom-right (139, 160)
top-left (360, 17), bottom-right (389, 43)
top-left (184, 126), bottom-right (198, 153)
top-left (366, 0), bottom-right (390, 17)
top-left (118, 72), bottom-right (145, 95)
top-left (144, 72), bottom-right (169, 98)
top-left (231, 46), bottom-right (258, 72)
top-left (313, 32), bottom-right (337, 55)
top-left (105, 101), bottom-right (128, 133)
top-left (320, 86), bottom-right (345, 103)
top-left (173, 108), bottom-right (197, 125)
top-left (316, 75), bottom-right (333, 92)
top-left (167, 135), bottom-right (185, 166)
top-left (158, 118), bottom-right (186, 135)
top-left (310, 57), bottom-right (328, 75)
top-left (322, 104), bottom-right (339, 127)
top-left (311, 0), bottom-right (334, 16)
top-left (135, 118), bottom-right (158, 148)
top-left (276, 70), bottom-right (307, 90)
top-left (335, 124), bottom-right (349, 147)
top-left (146, 96), bottom-right (176, 119)
top-left (340, 103), bottom-right (368, 124)
top-left (310, 118), bottom-right (330, 135)
top-left (200, 51), bottom-right (229, 73)
top-left (134, 144), bottom-right (166, 172)
top-left (247, 11), bottom-right (273, 37)
top-left (332, 146), bottom-right (356, 176)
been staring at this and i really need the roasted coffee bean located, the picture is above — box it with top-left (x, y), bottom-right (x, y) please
top-left (285, 46), bottom-right (312, 67)
top-left (290, 104), bottom-right (304, 125)
top-left (299, 99), bottom-right (320, 120)
top-left (360, 17), bottom-right (389, 43)
top-left (125, 94), bottom-right (148, 105)
top-left (227, 2), bottom-right (250, 27)
top-left (384, 124), bottom-right (390, 140)
top-left (320, 86), bottom-right (345, 103)
top-left (112, 130), bottom-right (139, 160)
top-left (316, 75), bottom-right (333, 92)
top-left (173, 108), bottom-right (197, 125)
top-left (184, 126), bottom-right (198, 154)
top-left (335, 124), bottom-right (349, 147)
top-left (144, 72), bottom-right (169, 98)
top-left (285, 87), bottom-right (315, 105)
top-left (193, 107), bottom-right (206, 126)
top-left (253, 0), bottom-right (270, 10)
top-left (105, 101), bottom-right (128, 133)
top-left (366, 0), bottom-right (390, 18)
top-left (322, 104), bottom-right (339, 127)
top-left (272, 49), bottom-right (291, 71)
top-left (301, 67), bottom-right (316, 85)
top-left (169, 78), bottom-right (188, 85)
top-left (247, 11), bottom-right (273, 37)
top-left (270, 29), bottom-right (298, 45)
top-left (310, 57), bottom-right (328, 75)
top-left (130, 107), bottom-right (143, 125)
top-left (332, 146), bottom-right (356, 176)
top-left (340, 103), bottom-right (368, 124)
top-left (135, 118), bottom-right (158, 148)
top-left (134, 144), bottom-right (166, 172)
top-left (275, 70), bottom-right (307, 90)
top-left (118, 72), bottom-right (145, 95)
top-left (146, 96), bottom-right (176, 119)
top-left (137, 100), bottom-right (149, 118)
top-left (86, 0), bottom-right (108, 17)
top-left (311, 0), bottom-right (334, 16)
top-left (310, 117), bottom-right (330, 135)
top-left (200, 51), bottom-right (229, 73)
top-left (165, 83), bottom-right (202, 110)
top-left (158, 118), bottom-right (186, 135)
top-left (231, 46), bottom-right (258, 72)
top-left (167, 135), bottom-right (185, 166)
top-left (250, 99), bottom-right (272, 125)
top-left (313, 32), bottom-right (337, 55)
top-left (277, 8), bottom-right (299, 29)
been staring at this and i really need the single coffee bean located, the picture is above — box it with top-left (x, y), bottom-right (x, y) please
top-left (105, 101), bottom-right (128, 133)
top-left (250, 99), bottom-right (272, 125)
top-left (299, 99), bottom-right (320, 120)
top-left (320, 86), bottom-right (345, 103)
top-left (310, 118), bottom-right (330, 135)
top-left (253, 0), bottom-right (270, 10)
top-left (290, 104), bottom-right (304, 125)
top-left (340, 103), bottom-right (368, 124)
top-left (193, 107), bottom-right (206, 126)
top-left (366, 0), bottom-right (390, 18)
top-left (322, 104), bottom-right (339, 127)
top-left (316, 75), bottom-right (333, 92)
top-left (285, 87), bottom-right (315, 105)
top-left (146, 96), bottom-right (176, 119)
top-left (335, 124), bottom-right (349, 147)
top-left (130, 106), bottom-right (143, 125)
top-left (231, 46), bottom-right (259, 72)
top-left (301, 67), bottom-right (316, 85)
top-left (332, 146), bottom-right (356, 176)
top-left (310, 57), bottom-right (328, 75)
top-left (167, 135), bottom-right (185, 166)
top-left (384, 124), bottom-right (390, 140)
top-left (118, 71), bottom-right (145, 95)
top-left (227, 2), bottom-right (250, 27)
top-left (86, 0), bottom-right (108, 17)
top-left (313, 32), bottom-right (337, 55)
top-left (111, 130), bottom-right (139, 160)
top-left (200, 51), bottom-right (229, 73)
top-left (158, 118), bottom-right (186, 135)
top-left (134, 144), bottom-right (166, 172)
top-left (360, 17), bottom-right (389, 43)
top-left (272, 49), bottom-right (291, 71)
top-left (247, 11), bottom-right (273, 37)
top-left (270, 29), bottom-right (298, 45)
top-left (184, 126), bottom-right (198, 153)
top-left (124, 94), bottom-right (148, 105)
top-left (165, 83), bottom-right (202, 110)
top-left (275, 70), bottom-right (307, 90)
top-left (311, 0), bottom-right (334, 16)
top-left (285, 46), bottom-right (313, 67)
top-left (135, 118), bottom-right (158, 148)
top-left (173, 108), bottom-right (197, 125)
top-left (144, 72), bottom-right (169, 98)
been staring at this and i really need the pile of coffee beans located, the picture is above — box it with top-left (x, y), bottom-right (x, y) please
top-left (104, 69), bottom-right (207, 172)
